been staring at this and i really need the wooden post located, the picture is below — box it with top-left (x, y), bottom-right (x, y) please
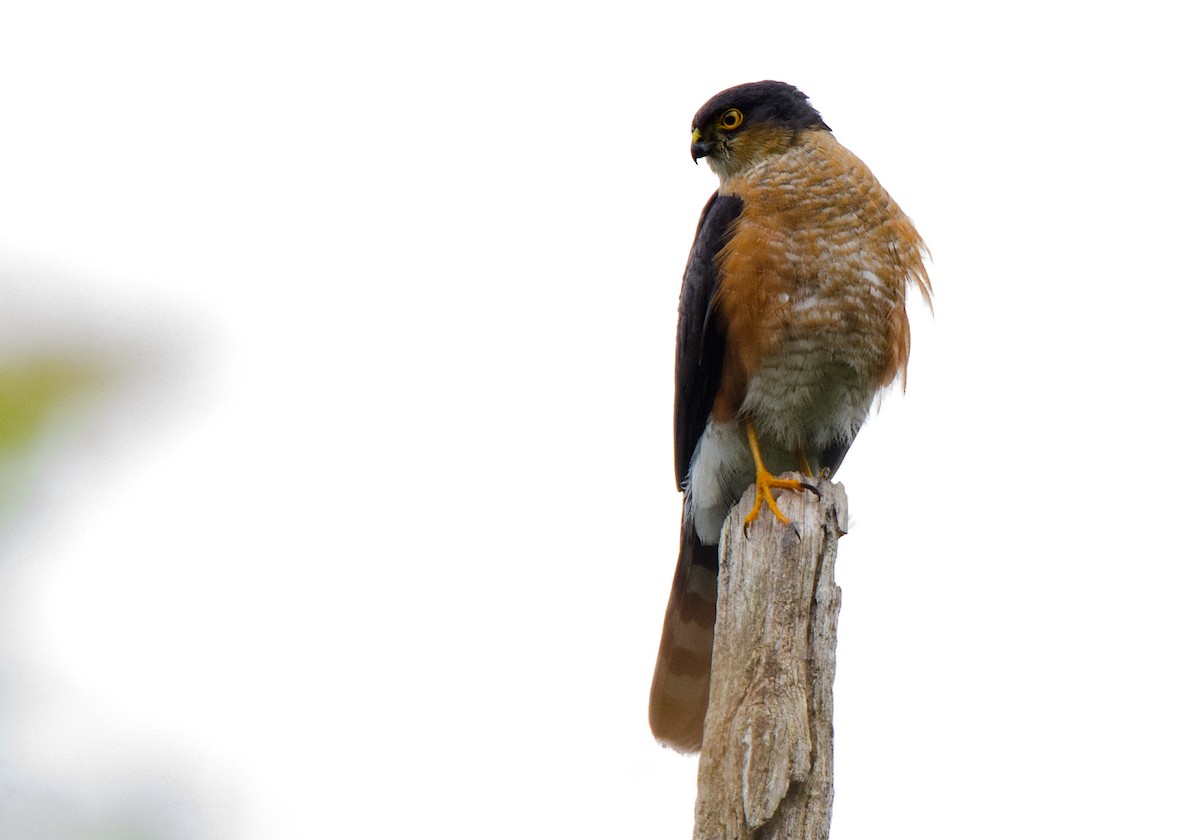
top-left (693, 476), bottom-right (849, 840)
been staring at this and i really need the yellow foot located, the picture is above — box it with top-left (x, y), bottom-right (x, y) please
top-left (742, 469), bottom-right (820, 535)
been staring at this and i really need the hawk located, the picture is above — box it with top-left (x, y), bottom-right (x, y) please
top-left (649, 81), bottom-right (931, 752)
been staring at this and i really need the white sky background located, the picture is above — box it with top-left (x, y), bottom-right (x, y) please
top-left (0, 1), bottom-right (1197, 837)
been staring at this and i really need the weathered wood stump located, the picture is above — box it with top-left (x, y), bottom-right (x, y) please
top-left (693, 476), bottom-right (848, 840)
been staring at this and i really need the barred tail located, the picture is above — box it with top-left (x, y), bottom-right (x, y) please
top-left (648, 519), bottom-right (719, 752)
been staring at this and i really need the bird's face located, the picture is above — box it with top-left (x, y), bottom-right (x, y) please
top-left (690, 81), bottom-right (829, 181)
top-left (690, 109), bottom-right (794, 181)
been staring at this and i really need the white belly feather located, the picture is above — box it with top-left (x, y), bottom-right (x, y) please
top-left (685, 283), bottom-right (887, 546)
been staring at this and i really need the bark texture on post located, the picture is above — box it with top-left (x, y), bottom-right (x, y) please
top-left (693, 476), bottom-right (848, 840)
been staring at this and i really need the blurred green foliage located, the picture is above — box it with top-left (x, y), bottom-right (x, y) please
top-left (0, 356), bottom-right (106, 460)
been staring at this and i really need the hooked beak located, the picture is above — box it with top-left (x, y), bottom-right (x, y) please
top-left (690, 127), bottom-right (712, 164)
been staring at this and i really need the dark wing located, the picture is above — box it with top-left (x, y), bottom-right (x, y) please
top-left (674, 192), bottom-right (744, 490)
top-left (652, 192), bottom-right (744, 751)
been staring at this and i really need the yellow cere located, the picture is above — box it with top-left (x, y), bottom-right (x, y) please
top-left (692, 128), bottom-right (702, 143)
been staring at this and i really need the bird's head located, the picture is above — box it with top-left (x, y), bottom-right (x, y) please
top-left (690, 81), bottom-right (830, 180)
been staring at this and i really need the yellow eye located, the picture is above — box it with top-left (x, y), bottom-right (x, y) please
top-left (718, 108), bottom-right (743, 130)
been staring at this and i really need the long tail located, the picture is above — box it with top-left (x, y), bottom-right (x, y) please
top-left (648, 517), bottom-right (719, 752)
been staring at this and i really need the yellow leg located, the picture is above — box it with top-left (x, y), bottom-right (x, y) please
top-left (796, 446), bottom-right (813, 479)
top-left (742, 422), bottom-right (819, 533)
